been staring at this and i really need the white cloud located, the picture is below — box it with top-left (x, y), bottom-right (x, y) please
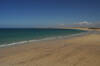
top-left (73, 21), bottom-right (93, 27)
top-left (78, 21), bottom-right (92, 25)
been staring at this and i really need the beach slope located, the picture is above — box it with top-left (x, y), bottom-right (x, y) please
top-left (0, 31), bottom-right (100, 66)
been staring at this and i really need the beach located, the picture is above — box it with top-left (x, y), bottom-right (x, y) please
top-left (0, 30), bottom-right (100, 66)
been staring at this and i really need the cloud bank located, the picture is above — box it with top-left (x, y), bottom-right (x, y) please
top-left (58, 21), bottom-right (100, 28)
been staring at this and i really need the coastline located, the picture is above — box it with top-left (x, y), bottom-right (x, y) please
top-left (0, 29), bottom-right (100, 66)
top-left (0, 29), bottom-right (86, 48)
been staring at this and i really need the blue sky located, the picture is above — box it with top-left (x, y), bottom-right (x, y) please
top-left (0, 0), bottom-right (100, 28)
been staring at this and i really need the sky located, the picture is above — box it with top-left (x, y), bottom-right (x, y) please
top-left (0, 0), bottom-right (100, 28)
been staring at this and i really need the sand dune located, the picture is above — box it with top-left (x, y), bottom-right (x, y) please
top-left (0, 31), bottom-right (100, 66)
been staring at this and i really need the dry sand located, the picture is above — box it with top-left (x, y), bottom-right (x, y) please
top-left (0, 31), bottom-right (100, 66)
top-left (65, 27), bottom-right (100, 31)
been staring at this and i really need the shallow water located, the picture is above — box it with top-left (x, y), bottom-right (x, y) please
top-left (0, 28), bottom-right (85, 46)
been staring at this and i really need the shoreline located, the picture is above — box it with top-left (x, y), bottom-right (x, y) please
top-left (0, 30), bottom-right (100, 66)
top-left (0, 30), bottom-right (87, 48)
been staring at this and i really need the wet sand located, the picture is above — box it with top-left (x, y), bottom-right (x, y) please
top-left (0, 31), bottom-right (100, 66)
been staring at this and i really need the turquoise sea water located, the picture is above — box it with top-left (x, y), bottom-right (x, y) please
top-left (0, 28), bottom-right (85, 46)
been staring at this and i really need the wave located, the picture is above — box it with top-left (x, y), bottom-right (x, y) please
top-left (0, 31), bottom-right (88, 48)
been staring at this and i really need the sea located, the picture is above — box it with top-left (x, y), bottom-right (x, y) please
top-left (0, 28), bottom-right (86, 47)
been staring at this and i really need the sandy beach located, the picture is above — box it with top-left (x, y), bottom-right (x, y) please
top-left (0, 30), bottom-right (100, 66)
